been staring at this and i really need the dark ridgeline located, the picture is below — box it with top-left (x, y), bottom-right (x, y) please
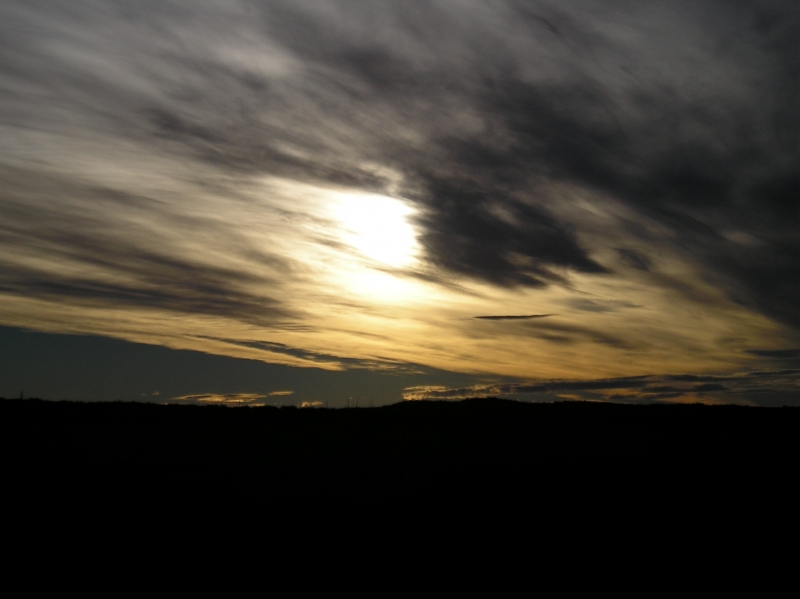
top-left (2, 397), bottom-right (797, 511)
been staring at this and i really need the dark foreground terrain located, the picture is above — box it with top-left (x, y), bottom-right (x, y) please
top-left (2, 398), bottom-right (797, 509)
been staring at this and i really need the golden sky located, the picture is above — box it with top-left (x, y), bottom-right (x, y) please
top-left (0, 1), bottom-right (797, 405)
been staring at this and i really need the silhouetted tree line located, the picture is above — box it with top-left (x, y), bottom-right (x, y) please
top-left (1, 397), bottom-right (797, 508)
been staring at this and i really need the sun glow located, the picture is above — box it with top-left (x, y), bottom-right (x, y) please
top-left (331, 193), bottom-right (419, 268)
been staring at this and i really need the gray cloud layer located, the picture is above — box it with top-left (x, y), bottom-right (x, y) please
top-left (0, 1), bottom-right (797, 335)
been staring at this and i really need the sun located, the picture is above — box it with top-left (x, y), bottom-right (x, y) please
top-left (331, 192), bottom-right (420, 268)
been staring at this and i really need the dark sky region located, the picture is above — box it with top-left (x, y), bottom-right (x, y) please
top-left (0, 1), bottom-right (798, 406)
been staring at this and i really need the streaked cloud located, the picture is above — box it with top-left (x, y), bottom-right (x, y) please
top-left (404, 369), bottom-right (800, 405)
top-left (172, 390), bottom-right (294, 405)
top-left (474, 314), bottom-right (554, 320)
top-left (0, 1), bottom-right (797, 402)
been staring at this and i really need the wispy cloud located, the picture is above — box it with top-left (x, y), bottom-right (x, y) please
top-left (474, 314), bottom-right (554, 320)
top-left (193, 336), bottom-right (430, 373)
top-left (404, 369), bottom-right (800, 405)
top-left (0, 0), bottom-right (797, 386)
top-left (746, 348), bottom-right (800, 360)
top-left (172, 390), bottom-right (294, 405)
top-left (300, 401), bottom-right (324, 408)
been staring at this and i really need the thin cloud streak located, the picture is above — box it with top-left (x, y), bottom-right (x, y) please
top-left (172, 390), bottom-right (294, 405)
top-left (474, 314), bottom-right (554, 320)
top-left (404, 369), bottom-right (800, 404)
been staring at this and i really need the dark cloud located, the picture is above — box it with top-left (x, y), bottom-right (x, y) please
top-left (0, 256), bottom-right (293, 325)
top-left (521, 319), bottom-right (635, 348)
top-left (0, 0), bottom-right (797, 333)
top-left (692, 383), bottom-right (728, 392)
top-left (474, 314), bottom-right (553, 320)
top-left (468, 312), bottom-right (634, 347)
top-left (0, 166), bottom-right (293, 324)
top-left (405, 368), bottom-right (800, 404)
top-left (195, 336), bottom-right (429, 373)
top-left (746, 348), bottom-right (800, 359)
top-left (616, 249), bottom-right (651, 272)
top-left (564, 298), bottom-right (639, 313)
top-left (413, 180), bottom-right (608, 287)
top-left (744, 348), bottom-right (800, 368)
top-left (261, 1), bottom-right (795, 324)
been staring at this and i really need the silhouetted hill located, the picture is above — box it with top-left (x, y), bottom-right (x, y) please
top-left (2, 397), bottom-right (797, 507)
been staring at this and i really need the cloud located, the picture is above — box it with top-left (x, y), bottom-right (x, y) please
top-left (284, 1), bottom-right (786, 327)
top-left (616, 249), bottom-right (652, 272)
top-left (466, 313), bottom-right (635, 348)
top-left (172, 390), bottom-right (294, 405)
top-left (563, 299), bottom-right (639, 313)
top-left (0, 0), bottom-right (797, 383)
top-left (194, 336), bottom-right (429, 373)
top-left (413, 180), bottom-right (608, 287)
top-left (746, 348), bottom-right (800, 360)
top-left (404, 369), bottom-right (800, 405)
top-left (5, 3), bottom-right (796, 290)
top-left (474, 314), bottom-right (554, 320)
top-left (0, 166), bottom-right (294, 325)
top-left (524, 320), bottom-right (635, 348)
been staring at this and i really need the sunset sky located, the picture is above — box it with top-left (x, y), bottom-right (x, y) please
top-left (1, 0), bottom-right (798, 406)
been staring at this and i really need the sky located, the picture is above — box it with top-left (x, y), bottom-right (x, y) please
top-left (0, 0), bottom-right (798, 406)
